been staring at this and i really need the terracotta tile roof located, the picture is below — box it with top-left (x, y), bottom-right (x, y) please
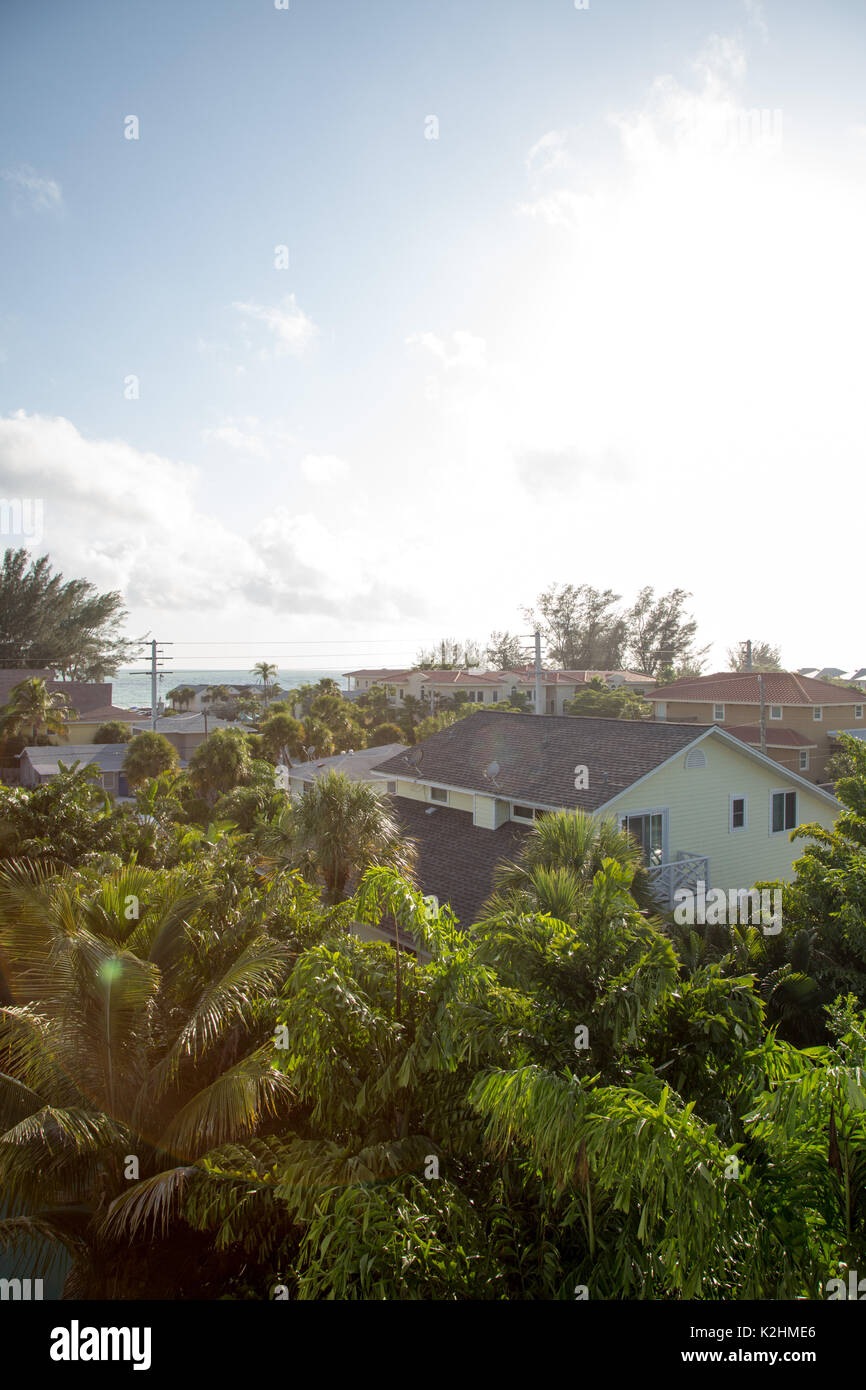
top-left (420, 671), bottom-right (505, 686)
top-left (647, 671), bottom-right (864, 706)
top-left (373, 711), bottom-right (705, 813)
top-left (389, 797), bottom-right (530, 926)
top-left (342, 669), bottom-right (413, 680)
top-left (502, 667), bottom-right (653, 686)
top-left (724, 725), bottom-right (818, 749)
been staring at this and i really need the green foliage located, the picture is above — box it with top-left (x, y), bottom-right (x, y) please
top-left (123, 732), bottom-right (179, 788)
top-left (0, 547), bottom-right (141, 679)
top-left (367, 722), bottom-right (403, 747)
top-left (93, 720), bottom-right (134, 744)
top-left (564, 683), bottom-right (652, 720)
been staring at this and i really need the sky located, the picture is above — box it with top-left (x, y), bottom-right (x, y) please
top-left (0, 0), bottom-right (864, 673)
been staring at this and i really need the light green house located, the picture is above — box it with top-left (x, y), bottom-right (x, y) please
top-left (372, 712), bottom-right (840, 907)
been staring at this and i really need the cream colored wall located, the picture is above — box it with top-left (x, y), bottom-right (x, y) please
top-left (394, 778), bottom-right (473, 812)
top-left (606, 736), bottom-right (838, 889)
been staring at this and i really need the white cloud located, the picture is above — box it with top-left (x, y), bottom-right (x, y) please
top-left (300, 453), bottom-right (350, 484)
top-left (526, 130), bottom-right (571, 176)
top-left (0, 412), bottom-right (426, 626)
top-left (2, 165), bottom-right (64, 214)
top-left (406, 330), bottom-right (487, 370)
top-left (742, 0), bottom-right (768, 42)
top-left (232, 294), bottom-right (318, 358)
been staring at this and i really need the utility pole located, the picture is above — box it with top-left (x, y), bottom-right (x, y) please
top-left (745, 639), bottom-right (753, 672)
top-left (758, 673), bottom-right (766, 755)
top-left (535, 630), bottom-right (543, 716)
top-left (129, 640), bottom-right (172, 731)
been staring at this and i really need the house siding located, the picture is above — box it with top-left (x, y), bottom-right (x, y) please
top-left (655, 698), bottom-right (864, 780)
top-left (606, 738), bottom-right (837, 890)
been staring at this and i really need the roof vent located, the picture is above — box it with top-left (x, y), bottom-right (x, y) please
top-left (685, 748), bottom-right (707, 769)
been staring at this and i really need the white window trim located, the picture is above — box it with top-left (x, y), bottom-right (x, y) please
top-left (511, 803), bottom-right (538, 823)
top-left (769, 705), bottom-right (783, 720)
top-left (429, 785), bottom-right (449, 805)
top-left (813, 706), bottom-right (823, 721)
top-left (856, 705), bottom-right (864, 719)
top-left (799, 751), bottom-right (809, 771)
top-left (655, 702), bottom-right (667, 720)
top-left (770, 788), bottom-right (798, 835)
top-left (729, 793), bottom-right (748, 832)
top-left (713, 703), bottom-right (725, 720)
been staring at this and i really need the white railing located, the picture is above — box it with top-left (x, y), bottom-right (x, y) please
top-left (647, 856), bottom-right (709, 909)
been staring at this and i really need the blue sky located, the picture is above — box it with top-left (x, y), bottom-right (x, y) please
top-left (1, 0), bottom-right (864, 671)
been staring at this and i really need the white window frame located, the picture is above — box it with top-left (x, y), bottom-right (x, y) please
top-left (713, 703), bottom-right (725, 720)
top-left (856, 705), bottom-right (864, 719)
top-left (799, 751), bottom-right (809, 771)
top-left (729, 794), bottom-right (748, 832)
top-left (770, 788), bottom-right (798, 835)
top-left (655, 702), bottom-right (667, 720)
top-left (769, 705), bottom-right (782, 720)
top-left (618, 806), bottom-right (670, 865)
top-left (429, 785), bottom-right (449, 805)
top-left (813, 706), bottom-right (822, 721)
top-left (511, 803), bottom-right (538, 823)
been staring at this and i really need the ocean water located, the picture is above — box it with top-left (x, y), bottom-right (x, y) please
top-left (111, 668), bottom-right (346, 709)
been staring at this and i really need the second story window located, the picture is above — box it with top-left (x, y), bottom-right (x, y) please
top-left (856, 705), bottom-right (864, 719)
top-left (655, 702), bottom-right (667, 720)
top-left (713, 703), bottom-right (725, 721)
top-left (429, 786), bottom-right (448, 804)
top-left (769, 705), bottom-right (782, 720)
top-left (771, 790), bottom-right (797, 833)
top-left (813, 706), bottom-right (822, 721)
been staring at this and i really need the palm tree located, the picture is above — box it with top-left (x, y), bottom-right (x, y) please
top-left (485, 809), bottom-right (657, 916)
top-left (290, 771), bottom-right (416, 904)
top-left (0, 858), bottom-right (295, 1297)
top-left (251, 662), bottom-right (279, 708)
top-left (1, 677), bottom-right (78, 744)
top-left (166, 686), bottom-right (196, 713)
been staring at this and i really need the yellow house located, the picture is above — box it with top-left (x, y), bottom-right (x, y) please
top-left (371, 711), bottom-right (840, 917)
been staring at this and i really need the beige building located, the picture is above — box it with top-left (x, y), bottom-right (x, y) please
top-left (648, 671), bottom-right (865, 782)
top-left (343, 666), bottom-right (654, 715)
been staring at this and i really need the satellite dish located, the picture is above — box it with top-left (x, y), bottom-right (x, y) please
top-left (405, 747), bottom-right (423, 766)
top-left (484, 760), bottom-right (500, 780)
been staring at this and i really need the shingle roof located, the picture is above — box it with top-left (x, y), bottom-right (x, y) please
top-left (21, 744), bottom-right (131, 774)
top-left (372, 711), bottom-right (706, 812)
top-left (389, 797), bottom-right (530, 926)
top-left (648, 671), bottom-right (863, 705)
top-left (69, 705), bottom-right (148, 725)
top-left (0, 672), bottom-right (113, 713)
top-left (288, 744), bottom-right (407, 782)
top-left (724, 725), bottom-right (818, 749)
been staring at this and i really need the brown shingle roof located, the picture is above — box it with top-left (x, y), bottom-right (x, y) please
top-left (389, 797), bottom-right (530, 926)
top-left (373, 711), bottom-right (706, 812)
top-left (648, 671), bottom-right (863, 706)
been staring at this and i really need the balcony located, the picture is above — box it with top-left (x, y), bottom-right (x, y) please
top-left (646, 854), bottom-right (709, 910)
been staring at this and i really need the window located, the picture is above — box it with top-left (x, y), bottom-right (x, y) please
top-left (621, 811), bottom-right (665, 866)
top-left (813, 706), bottom-right (822, 721)
top-left (713, 703), bottom-right (725, 721)
top-left (771, 790), bottom-right (797, 833)
top-left (799, 751), bottom-right (809, 771)
top-left (512, 804), bottom-right (537, 822)
top-left (655, 702), bottom-right (667, 720)
top-left (685, 748), bottom-right (707, 769)
top-left (387, 780), bottom-right (396, 794)
top-left (429, 786), bottom-right (448, 804)
top-left (769, 705), bottom-right (782, 720)
top-left (730, 795), bottom-right (747, 831)
top-left (856, 705), bottom-right (863, 719)
top-left (491, 692), bottom-right (498, 703)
